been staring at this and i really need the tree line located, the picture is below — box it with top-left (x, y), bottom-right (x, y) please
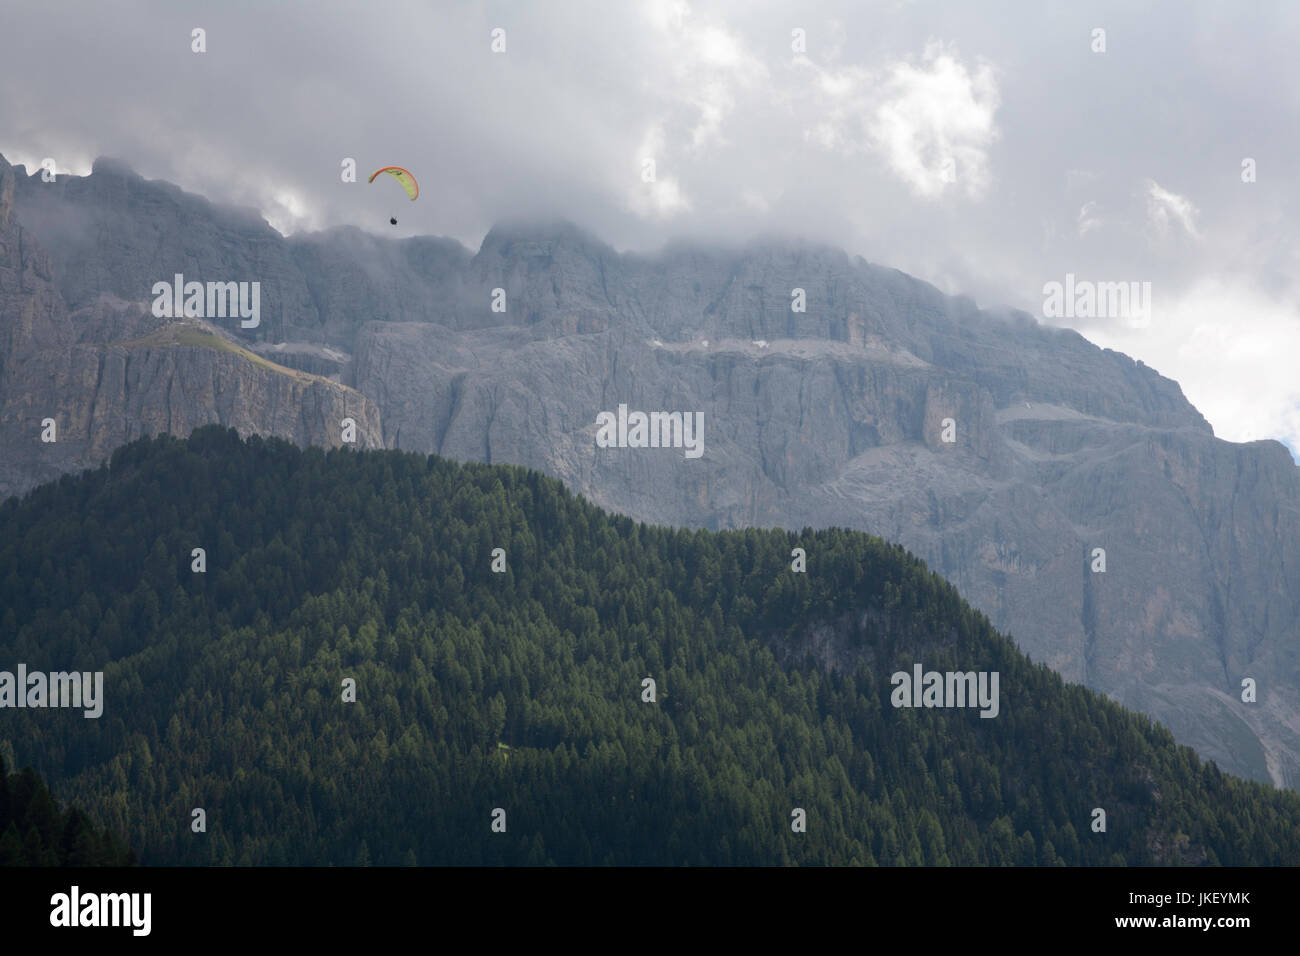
top-left (0, 426), bottom-right (1297, 865)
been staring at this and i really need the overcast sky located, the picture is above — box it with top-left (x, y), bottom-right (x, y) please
top-left (3, 1), bottom-right (1298, 457)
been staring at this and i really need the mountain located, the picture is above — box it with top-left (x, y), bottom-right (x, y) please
top-left (2, 427), bottom-right (1298, 865)
top-left (0, 156), bottom-right (383, 498)
top-left (4, 155), bottom-right (1299, 789)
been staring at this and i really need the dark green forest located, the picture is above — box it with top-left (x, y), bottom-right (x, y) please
top-left (1, 426), bottom-right (1298, 865)
top-left (0, 757), bottom-right (135, 866)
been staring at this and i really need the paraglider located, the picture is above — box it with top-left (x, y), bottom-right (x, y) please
top-left (369, 165), bottom-right (418, 226)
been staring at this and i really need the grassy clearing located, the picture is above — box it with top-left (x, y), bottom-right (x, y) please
top-left (122, 323), bottom-right (322, 385)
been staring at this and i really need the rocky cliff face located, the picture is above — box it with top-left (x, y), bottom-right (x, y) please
top-left (7, 156), bottom-right (1299, 789)
top-left (0, 156), bottom-right (382, 499)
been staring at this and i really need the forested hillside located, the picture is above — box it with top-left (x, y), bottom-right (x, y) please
top-left (1, 427), bottom-right (1297, 865)
top-left (0, 757), bottom-right (135, 866)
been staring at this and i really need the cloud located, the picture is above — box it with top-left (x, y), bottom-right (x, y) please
top-left (797, 39), bottom-right (1000, 200)
top-left (264, 189), bottom-right (318, 238)
top-left (627, 124), bottom-right (692, 219)
top-left (1086, 277), bottom-right (1300, 454)
top-left (1077, 201), bottom-right (1102, 236)
top-left (640, 3), bottom-right (769, 154)
top-left (1146, 180), bottom-right (1202, 239)
top-left (628, 172), bottom-right (692, 219)
top-left (869, 41), bottom-right (1000, 199)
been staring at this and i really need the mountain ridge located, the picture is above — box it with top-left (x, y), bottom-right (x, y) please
top-left (2, 153), bottom-right (1296, 790)
top-left (2, 426), bottom-right (1298, 865)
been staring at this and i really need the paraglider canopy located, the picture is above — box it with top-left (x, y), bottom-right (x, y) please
top-left (369, 166), bottom-right (419, 201)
